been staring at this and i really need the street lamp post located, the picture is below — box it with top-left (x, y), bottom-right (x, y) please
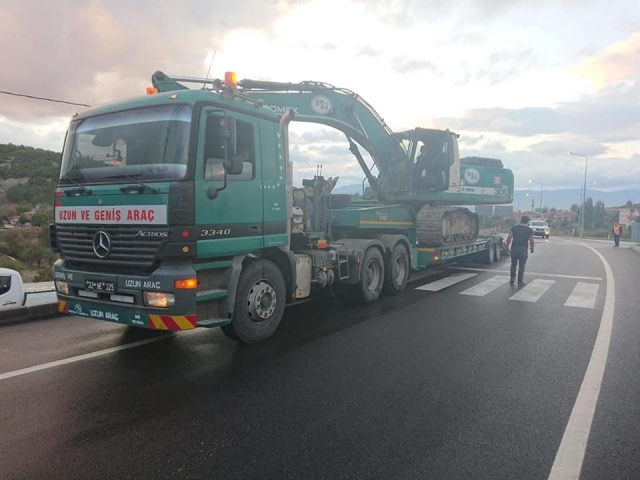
top-left (568, 152), bottom-right (588, 238)
top-left (529, 180), bottom-right (543, 212)
top-left (517, 193), bottom-right (530, 213)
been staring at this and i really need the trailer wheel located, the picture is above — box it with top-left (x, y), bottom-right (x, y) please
top-left (357, 247), bottom-right (385, 303)
top-left (384, 244), bottom-right (409, 295)
top-left (221, 259), bottom-right (286, 344)
top-left (478, 241), bottom-right (495, 264)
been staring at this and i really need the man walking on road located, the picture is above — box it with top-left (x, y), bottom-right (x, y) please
top-left (506, 216), bottom-right (535, 287)
top-left (612, 223), bottom-right (622, 247)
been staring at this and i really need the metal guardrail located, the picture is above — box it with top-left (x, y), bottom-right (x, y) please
top-left (631, 222), bottom-right (640, 245)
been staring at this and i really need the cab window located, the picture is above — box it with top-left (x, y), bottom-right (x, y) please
top-left (204, 117), bottom-right (255, 181)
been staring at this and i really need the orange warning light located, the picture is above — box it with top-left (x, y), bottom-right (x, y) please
top-left (224, 71), bottom-right (237, 88)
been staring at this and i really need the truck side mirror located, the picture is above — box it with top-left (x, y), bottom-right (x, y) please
top-left (222, 115), bottom-right (243, 175)
top-left (224, 155), bottom-right (244, 175)
top-left (226, 115), bottom-right (237, 158)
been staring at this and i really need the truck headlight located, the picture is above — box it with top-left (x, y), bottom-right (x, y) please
top-left (55, 280), bottom-right (69, 295)
top-left (143, 291), bottom-right (175, 308)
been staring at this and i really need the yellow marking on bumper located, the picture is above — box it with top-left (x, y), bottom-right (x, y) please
top-left (172, 315), bottom-right (196, 330)
top-left (148, 315), bottom-right (168, 330)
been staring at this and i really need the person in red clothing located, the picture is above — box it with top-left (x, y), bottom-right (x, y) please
top-left (612, 223), bottom-right (622, 247)
top-left (506, 216), bottom-right (535, 286)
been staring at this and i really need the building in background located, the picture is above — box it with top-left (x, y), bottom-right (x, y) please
top-left (618, 207), bottom-right (638, 227)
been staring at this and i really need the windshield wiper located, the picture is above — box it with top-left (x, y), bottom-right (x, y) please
top-left (60, 174), bottom-right (92, 196)
top-left (103, 173), bottom-right (159, 194)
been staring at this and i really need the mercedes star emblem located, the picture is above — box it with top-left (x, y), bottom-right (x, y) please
top-left (92, 231), bottom-right (112, 258)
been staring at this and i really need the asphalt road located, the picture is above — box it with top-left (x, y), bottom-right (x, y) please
top-left (1, 238), bottom-right (639, 480)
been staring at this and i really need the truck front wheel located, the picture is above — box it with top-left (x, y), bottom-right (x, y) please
top-left (221, 259), bottom-right (286, 344)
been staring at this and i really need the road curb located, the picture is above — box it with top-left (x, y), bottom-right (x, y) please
top-left (0, 303), bottom-right (59, 327)
top-left (630, 244), bottom-right (640, 256)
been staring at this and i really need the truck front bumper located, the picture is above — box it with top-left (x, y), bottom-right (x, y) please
top-left (56, 297), bottom-right (197, 330)
top-left (53, 260), bottom-right (198, 330)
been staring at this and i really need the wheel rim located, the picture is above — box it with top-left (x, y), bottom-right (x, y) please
top-left (246, 279), bottom-right (277, 323)
top-left (393, 253), bottom-right (407, 285)
top-left (365, 258), bottom-right (382, 293)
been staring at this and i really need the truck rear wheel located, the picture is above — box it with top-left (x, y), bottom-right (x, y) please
top-left (384, 244), bottom-right (409, 295)
top-left (221, 259), bottom-right (286, 344)
top-left (333, 247), bottom-right (385, 305)
top-left (357, 247), bottom-right (385, 303)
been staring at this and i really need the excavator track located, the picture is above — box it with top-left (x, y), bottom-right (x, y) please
top-left (416, 206), bottom-right (480, 247)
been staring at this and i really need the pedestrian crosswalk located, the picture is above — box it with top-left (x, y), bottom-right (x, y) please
top-left (415, 271), bottom-right (601, 309)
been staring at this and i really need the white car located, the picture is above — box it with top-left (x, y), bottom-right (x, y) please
top-left (0, 268), bottom-right (56, 310)
top-left (530, 220), bottom-right (550, 239)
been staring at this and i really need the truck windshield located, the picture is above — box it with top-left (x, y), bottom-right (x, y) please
top-left (59, 104), bottom-right (192, 185)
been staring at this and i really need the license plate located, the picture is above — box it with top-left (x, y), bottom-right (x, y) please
top-left (85, 280), bottom-right (116, 293)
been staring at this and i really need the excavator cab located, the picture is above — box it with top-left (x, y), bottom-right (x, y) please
top-left (410, 130), bottom-right (453, 192)
top-left (381, 128), bottom-right (457, 200)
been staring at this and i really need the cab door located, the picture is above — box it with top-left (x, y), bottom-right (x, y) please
top-left (194, 107), bottom-right (264, 257)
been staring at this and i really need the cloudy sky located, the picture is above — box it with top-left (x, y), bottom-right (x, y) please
top-left (1, 0), bottom-right (638, 193)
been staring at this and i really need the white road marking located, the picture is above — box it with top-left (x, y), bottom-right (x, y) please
top-left (564, 283), bottom-right (600, 309)
top-left (449, 266), bottom-right (602, 282)
top-left (509, 279), bottom-right (555, 303)
top-left (548, 244), bottom-right (616, 480)
top-left (460, 276), bottom-right (511, 297)
top-left (0, 331), bottom-right (196, 381)
top-left (415, 273), bottom-right (477, 292)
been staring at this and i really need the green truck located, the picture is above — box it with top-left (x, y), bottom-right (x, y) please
top-left (50, 71), bottom-right (514, 343)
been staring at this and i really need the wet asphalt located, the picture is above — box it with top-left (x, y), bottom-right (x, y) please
top-left (1, 237), bottom-right (639, 480)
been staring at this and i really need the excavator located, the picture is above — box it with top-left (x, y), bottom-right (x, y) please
top-left (152, 72), bottom-right (514, 246)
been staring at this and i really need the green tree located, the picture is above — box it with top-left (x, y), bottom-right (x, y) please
top-left (33, 266), bottom-right (53, 282)
top-left (23, 244), bottom-right (52, 268)
top-left (30, 213), bottom-right (49, 226)
top-left (593, 200), bottom-right (606, 228)
top-left (570, 203), bottom-right (579, 212)
top-left (0, 257), bottom-right (24, 272)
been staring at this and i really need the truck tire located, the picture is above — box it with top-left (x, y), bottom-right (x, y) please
top-left (356, 247), bottom-right (385, 303)
top-left (221, 259), bottom-right (286, 344)
top-left (384, 243), bottom-right (409, 295)
top-left (478, 241), bottom-right (495, 264)
top-left (493, 242), bottom-right (501, 262)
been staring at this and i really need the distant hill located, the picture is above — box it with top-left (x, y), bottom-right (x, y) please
top-left (0, 144), bottom-right (61, 207)
top-left (333, 184), bottom-right (367, 195)
top-left (513, 188), bottom-right (640, 210)
top-left (332, 183), bottom-right (640, 210)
